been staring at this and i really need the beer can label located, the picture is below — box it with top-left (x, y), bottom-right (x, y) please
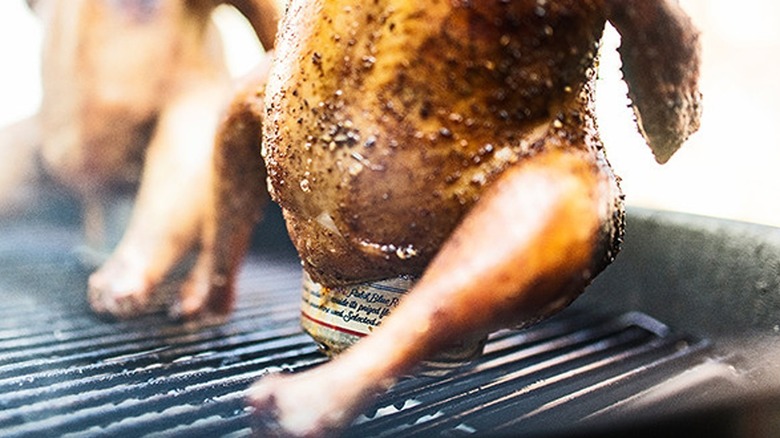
top-left (301, 272), bottom-right (415, 345)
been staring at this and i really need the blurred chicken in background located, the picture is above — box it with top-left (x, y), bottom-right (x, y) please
top-left (0, 0), bottom-right (277, 264)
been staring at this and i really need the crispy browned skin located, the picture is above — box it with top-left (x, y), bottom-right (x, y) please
top-left (244, 0), bottom-right (701, 436)
top-left (263, 0), bottom-right (623, 288)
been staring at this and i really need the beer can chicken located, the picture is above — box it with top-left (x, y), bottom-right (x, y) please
top-left (253, 0), bottom-right (701, 435)
top-left (86, 0), bottom-right (701, 436)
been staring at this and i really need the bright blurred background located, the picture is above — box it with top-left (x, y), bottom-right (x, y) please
top-left (0, 0), bottom-right (778, 227)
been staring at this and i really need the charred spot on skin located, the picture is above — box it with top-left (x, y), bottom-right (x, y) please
top-left (312, 51), bottom-right (323, 66)
top-left (419, 101), bottom-right (432, 119)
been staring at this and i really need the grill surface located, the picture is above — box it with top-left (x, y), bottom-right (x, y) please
top-left (0, 211), bottom-right (745, 437)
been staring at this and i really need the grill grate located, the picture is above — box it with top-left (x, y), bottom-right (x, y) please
top-left (0, 218), bottom-right (719, 437)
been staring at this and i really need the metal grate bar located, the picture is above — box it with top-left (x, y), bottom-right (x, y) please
top-left (347, 315), bottom-right (656, 434)
top-left (348, 315), bottom-right (704, 437)
top-left (2, 346), bottom-right (325, 437)
top-left (0, 306), bottom-right (299, 367)
top-left (0, 328), bottom-right (309, 414)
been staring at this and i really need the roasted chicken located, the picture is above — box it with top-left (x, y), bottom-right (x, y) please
top-left (247, 0), bottom-right (701, 436)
